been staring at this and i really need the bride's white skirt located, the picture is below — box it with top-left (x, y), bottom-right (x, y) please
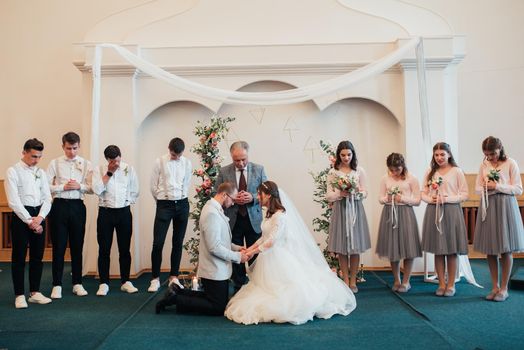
top-left (224, 244), bottom-right (356, 325)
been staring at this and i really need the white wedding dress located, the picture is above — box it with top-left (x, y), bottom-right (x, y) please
top-left (225, 190), bottom-right (356, 325)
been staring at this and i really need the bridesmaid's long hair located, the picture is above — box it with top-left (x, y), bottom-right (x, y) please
top-left (334, 141), bottom-right (358, 171)
top-left (426, 142), bottom-right (458, 183)
top-left (257, 181), bottom-right (286, 218)
top-left (482, 136), bottom-right (507, 162)
top-left (386, 153), bottom-right (407, 180)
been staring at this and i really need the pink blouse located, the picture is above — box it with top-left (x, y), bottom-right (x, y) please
top-left (421, 166), bottom-right (468, 204)
top-left (378, 173), bottom-right (421, 206)
top-left (475, 157), bottom-right (523, 196)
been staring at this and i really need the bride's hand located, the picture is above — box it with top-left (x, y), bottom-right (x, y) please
top-left (240, 252), bottom-right (249, 263)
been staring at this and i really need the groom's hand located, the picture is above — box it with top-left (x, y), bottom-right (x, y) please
top-left (240, 252), bottom-right (249, 263)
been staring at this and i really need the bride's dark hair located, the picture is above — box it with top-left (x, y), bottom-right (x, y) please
top-left (257, 181), bottom-right (286, 218)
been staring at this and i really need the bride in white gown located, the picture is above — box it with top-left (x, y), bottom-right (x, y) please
top-left (225, 181), bottom-right (356, 325)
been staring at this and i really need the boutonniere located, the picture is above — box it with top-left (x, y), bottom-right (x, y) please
top-left (124, 166), bottom-right (129, 176)
top-left (75, 160), bottom-right (83, 171)
top-left (33, 169), bottom-right (41, 181)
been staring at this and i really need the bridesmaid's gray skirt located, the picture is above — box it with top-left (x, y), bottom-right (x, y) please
top-left (376, 205), bottom-right (422, 262)
top-left (473, 193), bottom-right (524, 255)
top-left (422, 203), bottom-right (468, 255)
top-left (328, 199), bottom-right (371, 255)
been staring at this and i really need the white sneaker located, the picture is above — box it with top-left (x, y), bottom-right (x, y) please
top-left (15, 295), bottom-right (28, 309)
top-left (120, 281), bottom-right (138, 294)
top-left (51, 286), bottom-right (62, 299)
top-left (168, 277), bottom-right (184, 289)
top-left (28, 292), bottom-right (52, 304)
top-left (96, 283), bottom-right (109, 296)
top-left (72, 284), bottom-right (88, 296)
top-left (148, 279), bottom-right (160, 292)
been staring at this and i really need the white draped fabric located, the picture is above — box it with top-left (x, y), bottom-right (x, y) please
top-left (93, 38), bottom-right (420, 105)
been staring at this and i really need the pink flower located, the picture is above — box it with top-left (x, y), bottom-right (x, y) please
top-left (195, 187), bottom-right (201, 193)
top-left (212, 142), bottom-right (218, 147)
top-left (204, 179), bottom-right (211, 187)
top-left (431, 183), bottom-right (438, 190)
top-left (205, 189), bottom-right (211, 195)
top-left (209, 132), bottom-right (217, 139)
top-left (204, 163), bottom-right (209, 168)
top-left (196, 169), bottom-right (204, 176)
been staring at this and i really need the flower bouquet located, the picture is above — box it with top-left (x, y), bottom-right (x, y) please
top-left (487, 168), bottom-right (500, 182)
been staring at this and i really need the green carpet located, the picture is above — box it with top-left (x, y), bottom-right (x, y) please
top-left (0, 260), bottom-right (523, 350)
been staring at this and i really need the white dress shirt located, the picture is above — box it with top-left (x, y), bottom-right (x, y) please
top-left (150, 154), bottom-right (192, 200)
top-left (92, 161), bottom-right (139, 208)
top-left (5, 161), bottom-right (52, 224)
top-left (47, 155), bottom-right (92, 199)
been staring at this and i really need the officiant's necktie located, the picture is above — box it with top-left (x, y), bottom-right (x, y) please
top-left (238, 169), bottom-right (247, 216)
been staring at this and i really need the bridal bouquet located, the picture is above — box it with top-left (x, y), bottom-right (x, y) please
top-left (487, 168), bottom-right (500, 182)
top-left (331, 174), bottom-right (363, 199)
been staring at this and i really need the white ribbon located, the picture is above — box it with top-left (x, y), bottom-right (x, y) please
top-left (345, 194), bottom-right (357, 252)
top-left (434, 190), bottom-right (444, 234)
top-left (390, 196), bottom-right (398, 229)
top-left (481, 180), bottom-right (489, 222)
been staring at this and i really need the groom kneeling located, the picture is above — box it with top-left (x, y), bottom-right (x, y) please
top-left (156, 182), bottom-right (249, 315)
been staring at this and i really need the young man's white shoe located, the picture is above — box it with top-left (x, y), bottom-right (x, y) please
top-left (96, 283), bottom-right (109, 296)
top-left (28, 292), bottom-right (52, 304)
top-left (15, 295), bottom-right (28, 309)
top-left (72, 284), bottom-right (88, 296)
top-left (120, 281), bottom-right (138, 294)
top-left (51, 286), bottom-right (62, 299)
top-left (147, 279), bottom-right (160, 292)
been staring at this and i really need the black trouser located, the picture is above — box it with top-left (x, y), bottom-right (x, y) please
top-left (176, 278), bottom-right (229, 316)
top-left (151, 199), bottom-right (189, 278)
top-left (50, 198), bottom-right (86, 286)
top-left (11, 206), bottom-right (45, 296)
top-left (97, 206), bottom-right (133, 284)
top-left (231, 214), bottom-right (259, 288)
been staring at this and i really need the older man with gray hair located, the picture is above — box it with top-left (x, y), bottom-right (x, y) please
top-left (215, 141), bottom-right (267, 292)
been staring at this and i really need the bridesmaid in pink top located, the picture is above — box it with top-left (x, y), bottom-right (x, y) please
top-left (473, 136), bottom-right (524, 302)
top-left (376, 153), bottom-right (422, 293)
top-left (421, 142), bottom-right (469, 297)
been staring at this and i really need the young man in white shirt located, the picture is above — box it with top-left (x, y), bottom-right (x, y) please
top-left (92, 145), bottom-right (140, 296)
top-left (148, 137), bottom-right (192, 292)
top-left (47, 132), bottom-right (92, 298)
top-left (5, 138), bottom-right (52, 308)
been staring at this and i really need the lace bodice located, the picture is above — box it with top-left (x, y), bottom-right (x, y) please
top-left (256, 210), bottom-right (287, 252)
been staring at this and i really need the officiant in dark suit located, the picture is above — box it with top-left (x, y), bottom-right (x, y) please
top-left (215, 141), bottom-right (267, 291)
